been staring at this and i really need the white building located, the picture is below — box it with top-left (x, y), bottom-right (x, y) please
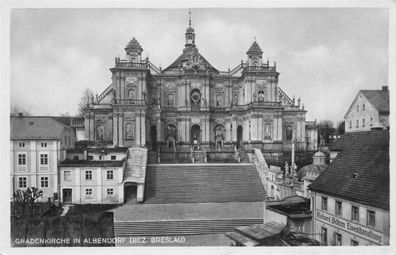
top-left (10, 115), bottom-right (76, 202)
top-left (344, 86), bottom-right (389, 133)
top-left (309, 130), bottom-right (389, 246)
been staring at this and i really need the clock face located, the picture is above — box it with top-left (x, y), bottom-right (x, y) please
top-left (126, 76), bottom-right (138, 83)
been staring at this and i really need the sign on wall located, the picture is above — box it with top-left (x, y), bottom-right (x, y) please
top-left (315, 210), bottom-right (384, 244)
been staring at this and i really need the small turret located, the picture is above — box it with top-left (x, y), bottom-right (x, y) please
top-left (125, 37), bottom-right (143, 63)
top-left (246, 40), bottom-right (263, 66)
top-left (185, 9), bottom-right (196, 48)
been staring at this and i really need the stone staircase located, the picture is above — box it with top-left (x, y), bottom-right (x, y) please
top-left (239, 151), bottom-right (250, 163)
top-left (193, 150), bottom-right (206, 163)
top-left (114, 218), bottom-right (263, 236)
top-left (144, 164), bottom-right (265, 204)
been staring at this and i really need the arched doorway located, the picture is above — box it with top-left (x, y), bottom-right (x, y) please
top-left (237, 125), bottom-right (243, 149)
top-left (124, 183), bottom-right (137, 203)
top-left (191, 125), bottom-right (201, 149)
top-left (150, 125), bottom-right (157, 151)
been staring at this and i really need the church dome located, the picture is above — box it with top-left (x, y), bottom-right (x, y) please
top-left (186, 26), bottom-right (195, 33)
top-left (313, 151), bottom-right (325, 157)
top-left (297, 164), bottom-right (327, 180)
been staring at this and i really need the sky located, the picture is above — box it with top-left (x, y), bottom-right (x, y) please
top-left (10, 8), bottom-right (388, 124)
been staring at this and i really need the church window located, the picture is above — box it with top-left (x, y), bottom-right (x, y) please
top-left (356, 120), bottom-right (359, 128)
top-left (370, 117), bottom-right (373, 126)
top-left (362, 103), bottom-right (365, 111)
top-left (362, 118), bottom-right (365, 127)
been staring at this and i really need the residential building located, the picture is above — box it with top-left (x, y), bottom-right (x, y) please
top-left (309, 130), bottom-right (389, 245)
top-left (344, 86), bottom-right (389, 133)
top-left (10, 114), bottom-right (76, 201)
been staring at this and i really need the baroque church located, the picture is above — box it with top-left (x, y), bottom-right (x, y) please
top-left (83, 14), bottom-right (317, 155)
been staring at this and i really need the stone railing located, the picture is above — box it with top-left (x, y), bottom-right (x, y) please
top-left (114, 99), bottom-right (146, 105)
top-left (253, 148), bottom-right (269, 193)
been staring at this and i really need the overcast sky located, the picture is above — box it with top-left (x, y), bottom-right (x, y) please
top-left (10, 8), bottom-right (388, 123)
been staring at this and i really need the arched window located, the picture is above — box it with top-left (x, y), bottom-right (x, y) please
top-left (286, 125), bottom-right (293, 141)
top-left (96, 125), bottom-right (104, 140)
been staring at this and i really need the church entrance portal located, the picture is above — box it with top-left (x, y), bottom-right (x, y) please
top-left (191, 125), bottom-right (201, 149)
top-left (150, 125), bottom-right (157, 151)
top-left (237, 125), bottom-right (243, 149)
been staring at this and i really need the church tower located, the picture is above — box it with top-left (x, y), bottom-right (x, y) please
top-left (185, 10), bottom-right (195, 47)
top-left (247, 40), bottom-right (263, 66)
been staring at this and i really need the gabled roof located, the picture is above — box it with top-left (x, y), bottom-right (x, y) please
top-left (10, 116), bottom-right (69, 140)
top-left (344, 89), bottom-right (389, 118)
top-left (309, 130), bottom-right (389, 210)
top-left (361, 90), bottom-right (389, 113)
top-left (162, 46), bottom-right (219, 74)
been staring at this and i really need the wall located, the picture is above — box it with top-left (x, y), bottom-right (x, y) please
top-left (60, 165), bottom-right (124, 204)
top-left (312, 191), bottom-right (389, 245)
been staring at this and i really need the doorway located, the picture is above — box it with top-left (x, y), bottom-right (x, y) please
top-left (191, 125), bottom-right (201, 148)
top-left (62, 188), bottom-right (72, 203)
top-left (150, 125), bottom-right (157, 151)
top-left (237, 125), bottom-right (243, 149)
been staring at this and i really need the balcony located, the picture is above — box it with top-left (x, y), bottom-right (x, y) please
top-left (114, 99), bottom-right (146, 105)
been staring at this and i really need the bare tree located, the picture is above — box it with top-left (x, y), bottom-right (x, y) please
top-left (13, 187), bottom-right (43, 218)
top-left (78, 88), bottom-right (94, 116)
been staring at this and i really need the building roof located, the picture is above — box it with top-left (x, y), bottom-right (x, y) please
top-left (297, 164), bottom-right (327, 180)
top-left (10, 116), bottom-right (69, 140)
top-left (361, 89), bottom-right (389, 114)
top-left (59, 159), bottom-right (126, 167)
top-left (162, 45), bottom-right (219, 74)
top-left (309, 130), bottom-right (389, 210)
top-left (247, 41), bottom-right (263, 55)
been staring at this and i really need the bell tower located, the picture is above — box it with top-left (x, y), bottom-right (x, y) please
top-left (125, 37), bottom-right (143, 63)
top-left (185, 10), bottom-right (196, 47)
top-left (247, 39), bottom-right (263, 66)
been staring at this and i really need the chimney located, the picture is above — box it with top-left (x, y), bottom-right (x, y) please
top-left (382, 86), bottom-right (388, 91)
top-left (18, 112), bottom-right (23, 118)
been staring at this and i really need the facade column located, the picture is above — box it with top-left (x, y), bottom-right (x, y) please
top-left (225, 121), bottom-right (231, 142)
top-left (258, 116), bottom-right (263, 140)
top-left (141, 112), bottom-right (146, 146)
top-left (156, 118), bottom-right (161, 142)
top-left (251, 118), bottom-right (258, 140)
top-left (232, 117), bottom-right (237, 142)
top-left (118, 113), bottom-right (124, 146)
top-left (97, 167), bottom-right (102, 203)
top-left (135, 113), bottom-right (141, 146)
top-left (113, 112), bottom-right (118, 145)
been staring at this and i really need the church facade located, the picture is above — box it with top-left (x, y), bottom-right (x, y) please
top-left (83, 18), bottom-right (316, 154)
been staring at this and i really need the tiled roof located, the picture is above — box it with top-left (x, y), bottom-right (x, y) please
top-left (59, 160), bottom-right (125, 167)
top-left (309, 130), bottom-right (389, 210)
top-left (361, 90), bottom-right (389, 113)
top-left (10, 116), bottom-right (68, 140)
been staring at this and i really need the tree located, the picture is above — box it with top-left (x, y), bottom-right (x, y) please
top-left (13, 187), bottom-right (43, 218)
top-left (337, 121), bottom-right (345, 135)
top-left (78, 88), bottom-right (94, 116)
top-left (318, 120), bottom-right (336, 145)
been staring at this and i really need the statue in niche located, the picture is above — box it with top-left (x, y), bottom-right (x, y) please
top-left (253, 92), bottom-right (257, 102)
top-left (215, 125), bottom-right (224, 139)
top-left (142, 91), bottom-right (146, 102)
top-left (202, 98), bottom-right (207, 107)
top-left (258, 90), bottom-right (265, 102)
top-left (185, 98), bottom-right (189, 106)
top-left (168, 94), bottom-right (174, 106)
top-left (128, 89), bottom-right (136, 104)
top-left (232, 94), bottom-right (238, 106)
top-left (96, 125), bottom-right (104, 140)
top-left (125, 122), bottom-right (135, 140)
top-left (265, 123), bottom-right (272, 139)
top-left (216, 94), bottom-right (223, 107)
